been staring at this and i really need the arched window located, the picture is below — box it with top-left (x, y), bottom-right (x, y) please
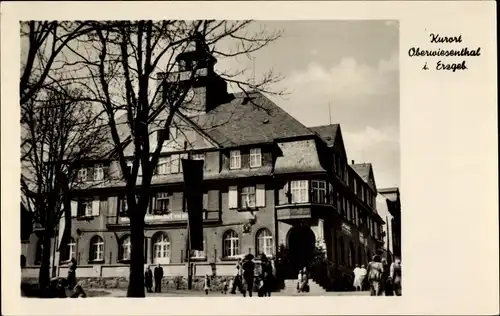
top-left (120, 235), bottom-right (131, 261)
top-left (223, 230), bottom-right (239, 258)
top-left (256, 228), bottom-right (273, 257)
top-left (89, 235), bottom-right (104, 262)
top-left (152, 232), bottom-right (171, 264)
top-left (60, 237), bottom-right (76, 263)
top-left (339, 236), bottom-right (345, 265)
top-left (349, 242), bottom-right (355, 267)
top-left (35, 239), bottom-right (43, 265)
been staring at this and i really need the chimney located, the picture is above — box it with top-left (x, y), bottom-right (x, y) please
top-left (351, 160), bottom-right (355, 164)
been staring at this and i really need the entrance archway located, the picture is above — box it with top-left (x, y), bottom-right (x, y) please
top-left (287, 226), bottom-right (316, 278)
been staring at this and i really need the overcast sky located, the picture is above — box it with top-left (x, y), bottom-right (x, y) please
top-left (218, 20), bottom-right (400, 189)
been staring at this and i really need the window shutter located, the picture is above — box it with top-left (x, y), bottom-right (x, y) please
top-left (256, 184), bottom-right (266, 207)
top-left (103, 165), bottom-right (110, 180)
top-left (150, 195), bottom-right (156, 214)
top-left (71, 201), bottom-right (78, 217)
top-left (228, 186), bottom-right (238, 209)
top-left (92, 200), bottom-right (100, 216)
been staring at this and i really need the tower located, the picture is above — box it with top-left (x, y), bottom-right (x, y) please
top-left (160, 32), bottom-right (230, 116)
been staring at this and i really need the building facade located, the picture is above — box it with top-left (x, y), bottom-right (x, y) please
top-left (378, 188), bottom-right (402, 260)
top-left (21, 39), bottom-right (386, 284)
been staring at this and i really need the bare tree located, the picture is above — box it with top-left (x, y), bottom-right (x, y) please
top-left (21, 86), bottom-right (107, 292)
top-left (56, 20), bottom-right (283, 297)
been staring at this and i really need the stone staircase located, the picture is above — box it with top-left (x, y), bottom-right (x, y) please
top-left (278, 279), bottom-right (328, 295)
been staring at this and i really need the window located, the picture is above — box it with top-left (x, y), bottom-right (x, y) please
top-left (353, 178), bottom-right (357, 194)
top-left (311, 180), bottom-right (327, 204)
top-left (79, 200), bottom-right (93, 217)
top-left (89, 236), bottom-right (104, 262)
top-left (346, 202), bottom-right (351, 221)
top-left (240, 186), bottom-right (256, 208)
top-left (94, 164), bottom-right (104, 181)
top-left (349, 242), bottom-right (355, 267)
top-left (249, 148), bottom-right (262, 168)
top-left (153, 192), bottom-right (171, 215)
top-left (290, 180), bottom-right (308, 203)
top-left (256, 228), bottom-right (273, 257)
top-left (191, 239), bottom-right (206, 259)
top-left (229, 150), bottom-right (241, 169)
top-left (119, 235), bottom-right (131, 261)
top-left (152, 232), bottom-right (171, 264)
top-left (78, 168), bottom-right (87, 182)
top-left (119, 197), bottom-right (128, 217)
top-left (61, 237), bottom-right (76, 262)
top-left (223, 230), bottom-right (239, 258)
top-left (192, 153), bottom-right (205, 161)
top-left (156, 155), bottom-right (180, 175)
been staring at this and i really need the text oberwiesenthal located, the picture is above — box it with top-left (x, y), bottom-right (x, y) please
top-left (408, 34), bottom-right (481, 72)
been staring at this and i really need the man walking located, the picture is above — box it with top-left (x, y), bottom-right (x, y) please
top-left (154, 263), bottom-right (164, 293)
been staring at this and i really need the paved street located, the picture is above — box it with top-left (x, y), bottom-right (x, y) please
top-left (86, 289), bottom-right (371, 298)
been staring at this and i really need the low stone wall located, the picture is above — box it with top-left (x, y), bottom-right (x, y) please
top-left (21, 276), bottom-right (234, 291)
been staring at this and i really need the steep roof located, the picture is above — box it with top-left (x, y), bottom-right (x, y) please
top-left (350, 162), bottom-right (377, 191)
top-left (308, 124), bottom-right (339, 147)
top-left (195, 91), bottom-right (315, 147)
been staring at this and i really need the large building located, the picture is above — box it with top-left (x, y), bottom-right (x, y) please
top-left (378, 187), bottom-right (402, 260)
top-left (21, 38), bottom-right (387, 287)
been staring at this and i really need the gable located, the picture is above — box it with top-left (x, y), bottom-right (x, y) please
top-left (332, 125), bottom-right (348, 161)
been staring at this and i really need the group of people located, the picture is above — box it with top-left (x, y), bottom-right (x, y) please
top-left (144, 264), bottom-right (164, 293)
top-left (353, 256), bottom-right (402, 296)
top-left (229, 253), bottom-right (274, 297)
top-left (296, 267), bottom-right (310, 293)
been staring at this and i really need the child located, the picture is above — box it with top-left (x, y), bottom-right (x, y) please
top-left (203, 275), bottom-right (210, 295)
top-left (221, 280), bottom-right (228, 294)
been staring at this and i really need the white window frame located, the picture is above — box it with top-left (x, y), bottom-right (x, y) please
top-left (80, 200), bottom-right (93, 217)
top-left (229, 150), bottom-right (241, 169)
top-left (291, 180), bottom-right (309, 203)
top-left (256, 229), bottom-right (273, 257)
top-left (90, 236), bottom-right (104, 261)
top-left (120, 236), bottom-right (131, 261)
top-left (94, 164), bottom-right (104, 181)
top-left (240, 186), bottom-right (256, 208)
top-left (154, 192), bottom-right (171, 214)
top-left (223, 230), bottom-right (239, 258)
top-left (249, 148), bottom-right (262, 168)
top-left (62, 238), bottom-right (76, 262)
top-left (311, 180), bottom-right (327, 204)
top-left (153, 233), bottom-right (171, 264)
top-left (157, 157), bottom-right (170, 175)
top-left (78, 168), bottom-right (87, 182)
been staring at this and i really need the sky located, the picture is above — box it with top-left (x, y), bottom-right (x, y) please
top-left (217, 20), bottom-right (400, 189)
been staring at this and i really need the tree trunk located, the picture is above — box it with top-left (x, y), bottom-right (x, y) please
top-left (127, 212), bottom-right (145, 297)
top-left (38, 229), bottom-right (53, 295)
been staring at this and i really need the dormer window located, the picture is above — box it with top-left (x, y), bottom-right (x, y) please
top-left (249, 148), bottom-right (262, 168)
top-left (229, 150), bottom-right (241, 169)
top-left (78, 168), bottom-right (88, 182)
top-left (94, 164), bottom-right (104, 181)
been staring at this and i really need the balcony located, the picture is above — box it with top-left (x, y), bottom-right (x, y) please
top-left (106, 210), bottom-right (221, 227)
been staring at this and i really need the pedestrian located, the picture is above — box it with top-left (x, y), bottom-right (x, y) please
top-left (296, 269), bottom-right (303, 293)
top-left (154, 263), bottom-right (164, 293)
top-left (260, 254), bottom-right (273, 297)
top-left (203, 274), bottom-right (211, 295)
top-left (300, 267), bottom-right (309, 293)
top-left (359, 264), bottom-right (368, 290)
top-left (352, 264), bottom-right (362, 291)
top-left (230, 258), bottom-right (242, 294)
top-left (144, 266), bottom-right (153, 293)
top-left (367, 255), bottom-right (384, 296)
top-left (382, 258), bottom-right (393, 296)
top-left (390, 257), bottom-right (402, 296)
top-left (221, 280), bottom-right (228, 294)
top-left (241, 253), bottom-right (255, 297)
top-left (67, 257), bottom-right (77, 290)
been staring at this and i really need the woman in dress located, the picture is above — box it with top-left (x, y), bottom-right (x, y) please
top-left (390, 258), bottom-right (402, 296)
